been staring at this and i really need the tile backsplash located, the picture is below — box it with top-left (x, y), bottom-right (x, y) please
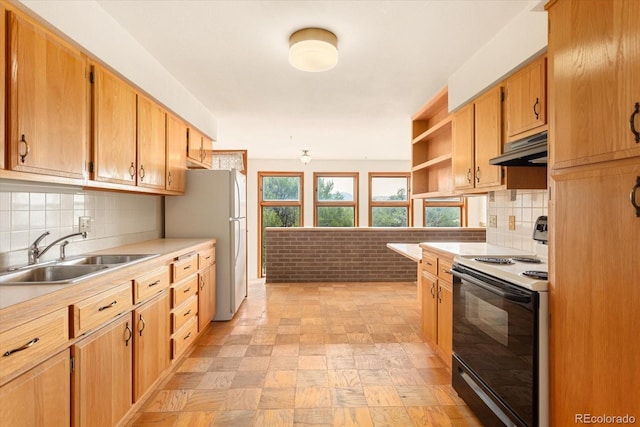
top-left (0, 180), bottom-right (163, 269)
top-left (486, 189), bottom-right (548, 254)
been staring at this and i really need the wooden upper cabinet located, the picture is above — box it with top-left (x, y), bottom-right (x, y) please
top-left (166, 113), bottom-right (187, 192)
top-left (452, 103), bottom-right (475, 191)
top-left (137, 94), bottom-right (166, 190)
top-left (7, 11), bottom-right (88, 179)
top-left (504, 55), bottom-right (547, 139)
top-left (202, 135), bottom-right (213, 168)
top-left (472, 86), bottom-right (502, 188)
top-left (549, 0), bottom-right (640, 168)
top-left (187, 127), bottom-right (204, 163)
top-left (92, 64), bottom-right (137, 186)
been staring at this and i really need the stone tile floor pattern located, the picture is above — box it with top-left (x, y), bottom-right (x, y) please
top-left (125, 280), bottom-right (481, 426)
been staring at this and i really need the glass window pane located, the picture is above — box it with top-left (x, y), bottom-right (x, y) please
top-left (425, 207), bottom-right (461, 227)
top-left (371, 207), bottom-right (408, 227)
top-left (262, 176), bottom-right (300, 201)
top-left (371, 177), bottom-right (408, 201)
top-left (317, 177), bottom-right (354, 201)
top-left (317, 206), bottom-right (354, 227)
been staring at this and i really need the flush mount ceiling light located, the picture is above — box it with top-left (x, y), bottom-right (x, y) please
top-left (300, 150), bottom-right (312, 165)
top-left (289, 28), bottom-right (338, 72)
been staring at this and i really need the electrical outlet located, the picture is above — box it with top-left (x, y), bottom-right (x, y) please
top-left (489, 215), bottom-right (498, 228)
top-left (508, 215), bottom-right (516, 230)
top-left (79, 216), bottom-right (91, 233)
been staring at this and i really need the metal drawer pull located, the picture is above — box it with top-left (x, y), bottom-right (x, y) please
top-left (19, 134), bottom-right (30, 163)
top-left (148, 280), bottom-right (161, 287)
top-left (3, 337), bottom-right (39, 357)
top-left (424, 261), bottom-right (433, 266)
top-left (183, 309), bottom-right (192, 316)
top-left (98, 300), bottom-right (117, 311)
top-left (183, 265), bottom-right (191, 271)
top-left (442, 269), bottom-right (452, 275)
top-left (183, 287), bottom-right (191, 293)
top-left (184, 332), bottom-right (191, 340)
top-left (631, 176), bottom-right (640, 217)
top-left (630, 102), bottom-right (639, 143)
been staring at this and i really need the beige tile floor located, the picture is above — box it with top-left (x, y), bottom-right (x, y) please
top-left (126, 280), bottom-right (482, 427)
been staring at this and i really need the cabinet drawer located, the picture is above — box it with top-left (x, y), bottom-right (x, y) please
top-left (171, 295), bottom-right (198, 333)
top-left (198, 248), bottom-right (215, 269)
top-left (438, 259), bottom-right (453, 284)
top-left (422, 252), bottom-right (438, 276)
top-left (134, 266), bottom-right (170, 303)
top-left (172, 254), bottom-right (197, 282)
top-left (0, 308), bottom-right (69, 383)
top-left (171, 275), bottom-right (198, 308)
top-left (172, 316), bottom-right (198, 360)
top-left (71, 282), bottom-right (133, 338)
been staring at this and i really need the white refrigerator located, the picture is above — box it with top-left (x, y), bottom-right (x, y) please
top-left (165, 169), bottom-right (247, 321)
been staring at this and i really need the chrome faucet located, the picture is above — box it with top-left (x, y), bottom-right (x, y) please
top-left (28, 231), bottom-right (87, 264)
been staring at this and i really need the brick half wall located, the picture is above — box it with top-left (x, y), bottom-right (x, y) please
top-left (265, 227), bottom-right (486, 283)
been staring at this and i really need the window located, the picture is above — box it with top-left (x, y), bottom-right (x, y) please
top-left (369, 173), bottom-right (411, 226)
top-left (424, 197), bottom-right (467, 227)
top-left (258, 172), bottom-right (303, 277)
top-left (314, 173), bottom-right (358, 227)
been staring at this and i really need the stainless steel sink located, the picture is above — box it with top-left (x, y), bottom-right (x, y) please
top-left (0, 265), bottom-right (109, 285)
top-left (61, 254), bottom-right (156, 265)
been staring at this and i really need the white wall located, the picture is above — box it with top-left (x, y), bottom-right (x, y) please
top-left (448, 0), bottom-right (548, 112)
top-left (247, 158), bottom-right (410, 279)
top-left (17, 0), bottom-right (217, 138)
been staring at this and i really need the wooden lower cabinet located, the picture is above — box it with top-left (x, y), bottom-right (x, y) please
top-left (0, 349), bottom-right (70, 427)
top-left (72, 314), bottom-right (133, 427)
top-left (420, 249), bottom-right (453, 366)
top-left (198, 264), bottom-right (216, 332)
top-left (133, 292), bottom-right (170, 402)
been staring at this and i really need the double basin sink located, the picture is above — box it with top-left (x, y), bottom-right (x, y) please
top-left (0, 254), bottom-right (158, 285)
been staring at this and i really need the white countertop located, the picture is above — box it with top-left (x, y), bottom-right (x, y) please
top-left (419, 242), bottom-right (535, 257)
top-left (386, 243), bottom-right (422, 263)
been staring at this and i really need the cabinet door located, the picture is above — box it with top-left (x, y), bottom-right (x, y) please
top-left (137, 95), bottom-right (166, 190)
top-left (550, 160), bottom-right (640, 425)
top-left (7, 11), bottom-right (88, 179)
top-left (133, 292), bottom-right (170, 402)
top-left (473, 86), bottom-right (502, 188)
top-left (504, 56), bottom-right (546, 138)
top-left (92, 65), bottom-right (137, 185)
top-left (166, 113), bottom-right (187, 192)
top-left (0, 349), bottom-right (70, 427)
top-left (187, 127), bottom-right (204, 163)
top-left (420, 271), bottom-right (438, 343)
top-left (436, 281), bottom-right (453, 363)
top-left (549, 0), bottom-right (640, 168)
top-left (72, 314), bottom-right (133, 427)
top-left (202, 135), bottom-right (213, 168)
top-left (452, 103), bottom-right (475, 191)
top-left (198, 264), bottom-right (216, 331)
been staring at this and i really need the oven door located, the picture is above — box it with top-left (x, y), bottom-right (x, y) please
top-left (451, 264), bottom-right (539, 427)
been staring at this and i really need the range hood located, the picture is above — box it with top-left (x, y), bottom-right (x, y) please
top-left (489, 131), bottom-right (547, 167)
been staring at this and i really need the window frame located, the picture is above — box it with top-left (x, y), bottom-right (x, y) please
top-left (257, 171), bottom-right (304, 277)
top-left (423, 197), bottom-right (468, 227)
top-left (313, 172), bottom-right (359, 227)
top-left (368, 172), bottom-right (412, 227)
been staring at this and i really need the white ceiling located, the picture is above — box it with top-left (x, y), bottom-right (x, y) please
top-left (95, 0), bottom-right (532, 161)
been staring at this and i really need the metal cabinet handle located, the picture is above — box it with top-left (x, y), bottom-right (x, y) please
top-left (148, 280), bottom-right (160, 288)
top-left (466, 168), bottom-right (472, 184)
top-left (98, 300), bottom-right (117, 311)
top-left (138, 314), bottom-right (146, 336)
top-left (631, 176), bottom-right (640, 217)
top-left (475, 167), bottom-right (481, 183)
top-left (125, 322), bottom-right (132, 347)
top-left (200, 276), bottom-right (205, 290)
top-left (183, 265), bottom-right (191, 271)
top-left (129, 162), bottom-right (136, 180)
top-left (3, 337), bottom-right (39, 357)
top-left (437, 287), bottom-right (442, 303)
top-left (19, 134), bottom-right (30, 163)
top-left (139, 165), bottom-right (145, 182)
top-left (630, 102), bottom-right (640, 143)
top-left (430, 282), bottom-right (436, 298)
top-left (183, 309), bottom-right (192, 317)
top-left (533, 97), bottom-right (540, 120)
top-left (184, 332), bottom-right (191, 340)
top-left (183, 287), bottom-right (191, 293)
top-left (168, 171), bottom-right (173, 186)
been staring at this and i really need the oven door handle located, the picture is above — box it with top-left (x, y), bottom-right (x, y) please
top-left (451, 268), bottom-right (532, 304)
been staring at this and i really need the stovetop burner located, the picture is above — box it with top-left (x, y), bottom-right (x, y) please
top-left (474, 257), bottom-right (514, 265)
top-left (512, 257), bottom-right (542, 264)
top-left (522, 270), bottom-right (548, 280)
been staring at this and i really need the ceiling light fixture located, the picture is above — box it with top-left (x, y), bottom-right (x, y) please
top-left (300, 150), bottom-right (312, 165)
top-left (289, 28), bottom-right (338, 72)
